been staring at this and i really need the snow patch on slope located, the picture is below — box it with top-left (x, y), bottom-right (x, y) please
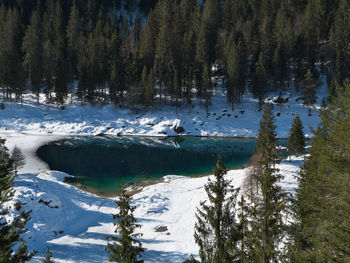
top-left (8, 157), bottom-right (303, 262)
top-left (0, 78), bottom-right (328, 138)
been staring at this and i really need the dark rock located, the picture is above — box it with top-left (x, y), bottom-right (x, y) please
top-left (273, 96), bottom-right (289, 104)
top-left (124, 182), bottom-right (135, 189)
top-left (155, 226), bottom-right (168, 232)
top-left (235, 115), bottom-right (238, 118)
top-left (240, 110), bottom-right (245, 114)
top-left (39, 199), bottom-right (58, 209)
top-left (63, 176), bottom-right (75, 183)
top-left (174, 126), bottom-right (185, 133)
top-left (276, 112), bottom-right (281, 116)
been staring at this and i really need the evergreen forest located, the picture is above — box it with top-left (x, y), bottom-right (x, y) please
top-left (0, 0), bottom-right (348, 108)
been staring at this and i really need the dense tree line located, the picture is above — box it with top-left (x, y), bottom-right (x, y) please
top-left (287, 79), bottom-right (350, 262)
top-left (0, 0), bottom-right (348, 108)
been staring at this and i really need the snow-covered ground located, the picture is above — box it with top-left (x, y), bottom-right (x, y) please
top-left (6, 156), bottom-right (303, 263)
top-left (0, 78), bottom-right (327, 138)
top-left (1, 78), bottom-right (323, 262)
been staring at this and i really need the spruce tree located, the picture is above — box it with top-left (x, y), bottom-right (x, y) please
top-left (194, 159), bottom-right (241, 263)
top-left (0, 8), bottom-right (25, 100)
top-left (330, 0), bottom-right (350, 84)
top-left (0, 139), bottom-right (35, 262)
top-left (225, 37), bottom-right (246, 109)
top-left (288, 115), bottom-right (305, 157)
top-left (22, 11), bottom-right (42, 101)
top-left (248, 103), bottom-right (286, 262)
top-left (11, 146), bottom-right (25, 176)
top-left (236, 195), bottom-right (253, 262)
top-left (302, 0), bottom-right (324, 68)
top-left (303, 69), bottom-right (317, 114)
top-left (42, 247), bottom-right (54, 263)
top-left (252, 52), bottom-right (268, 109)
top-left (289, 79), bottom-right (350, 261)
top-left (105, 189), bottom-right (145, 263)
top-left (256, 104), bottom-right (277, 151)
top-left (66, 0), bottom-right (81, 77)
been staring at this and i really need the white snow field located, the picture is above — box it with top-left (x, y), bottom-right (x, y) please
top-left (7, 157), bottom-right (303, 263)
top-left (0, 78), bottom-right (325, 262)
top-left (0, 77), bottom-right (327, 138)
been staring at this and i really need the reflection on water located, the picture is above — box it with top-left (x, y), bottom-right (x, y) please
top-left (36, 136), bottom-right (288, 194)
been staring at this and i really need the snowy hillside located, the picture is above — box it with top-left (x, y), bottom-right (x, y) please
top-left (7, 156), bottom-right (303, 263)
top-left (0, 78), bottom-right (327, 138)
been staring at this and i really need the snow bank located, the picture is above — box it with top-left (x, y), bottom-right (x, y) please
top-left (8, 157), bottom-right (303, 262)
top-left (0, 78), bottom-right (327, 138)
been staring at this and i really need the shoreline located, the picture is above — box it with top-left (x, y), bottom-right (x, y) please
top-left (1, 132), bottom-right (302, 198)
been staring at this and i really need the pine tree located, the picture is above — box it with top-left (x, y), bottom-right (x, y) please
top-left (225, 37), bottom-right (246, 109)
top-left (141, 66), bottom-right (153, 106)
top-left (330, 0), bottom-right (350, 84)
top-left (66, 1), bottom-right (81, 53)
top-left (202, 64), bottom-right (211, 111)
top-left (0, 139), bottom-right (35, 262)
top-left (109, 30), bottom-right (125, 103)
top-left (256, 104), bottom-right (277, 151)
top-left (195, 0), bottom-right (219, 67)
top-left (194, 159), bottom-right (241, 263)
top-left (132, 9), bottom-right (141, 43)
top-left (273, 3), bottom-right (293, 87)
top-left (236, 195), bottom-right (253, 262)
top-left (105, 189), bottom-right (145, 263)
top-left (0, 8), bottom-right (25, 100)
top-left (42, 247), bottom-right (54, 263)
top-left (66, 0), bottom-right (81, 77)
top-left (53, 1), bottom-right (68, 105)
top-left (302, 0), bottom-right (324, 68)
top-left (11, 146), bottom-right (25, 176)
top-left (303, 69), bottom-right (317, 114)
top-left (22, 11), bottom-right (42, 101)
top-left (248, 103), bottom-right (286, 262)
top-left (252, 52), bottom-right (268, 109)
top-left (288, 115), bottom-right (305, 157)
top-left (289, 79), bottom-right (350, 261)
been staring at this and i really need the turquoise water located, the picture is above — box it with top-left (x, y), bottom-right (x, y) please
top-left (36, 136), bottom-right (288, 194)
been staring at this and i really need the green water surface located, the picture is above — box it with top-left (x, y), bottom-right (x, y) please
top-left (36, 136), bottom-right (288, 194)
